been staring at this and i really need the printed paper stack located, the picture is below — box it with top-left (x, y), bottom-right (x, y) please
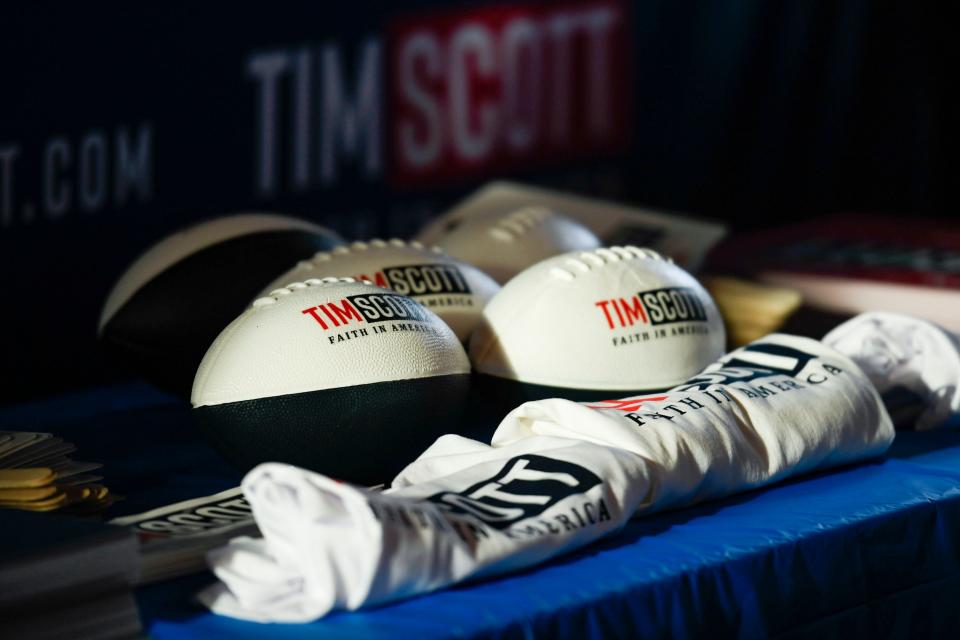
top-left (0, 508), bottom-right (141, 639)
top-left (111, 487), bottom-right (258, 584)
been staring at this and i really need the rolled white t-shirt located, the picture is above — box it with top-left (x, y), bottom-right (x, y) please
top-left (201, 334), bottom-right (894, 622)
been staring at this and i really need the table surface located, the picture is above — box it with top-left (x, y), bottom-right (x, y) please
top-left (4, 383), bottom-right (960, 639)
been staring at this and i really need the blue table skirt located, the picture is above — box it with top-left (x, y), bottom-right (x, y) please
top-left (4, 384), bottom-right (960, 638)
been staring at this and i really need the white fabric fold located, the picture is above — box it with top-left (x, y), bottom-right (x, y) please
top-left (201, 437), bottom-right (650, 619)
top-left (201, 333), bottom-right (894, 622)
top-left (823, 311), bottom-right (960, 430)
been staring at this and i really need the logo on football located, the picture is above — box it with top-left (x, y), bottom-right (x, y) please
top-left (191, 278), bottom-right (471, 485)
top-left (258, 239), bottom-right (500, 342)
top-left (98, 213), bottom-right (343, 395)
top-left (420, 206), bottom-right (602, 284)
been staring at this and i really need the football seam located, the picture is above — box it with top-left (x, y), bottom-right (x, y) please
top-left (196, 367), bottom-right (472, 408)
top-left (547, 246), bottom-right (669, 282)
top-left (255, 277), bottom-right (373, 306)
top-left (487, 206), bottom-right (553, 242)
top-left (305, 238), bottom-right (444, 269)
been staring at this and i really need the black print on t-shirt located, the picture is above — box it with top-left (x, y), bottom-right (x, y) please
top-left (674, 342), bottom-right (818, 392)
top-left (425, 455), bottom-right (602, 530)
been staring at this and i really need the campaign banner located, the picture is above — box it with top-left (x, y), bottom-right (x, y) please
top-left (0, 1), bottom-right (634, 399)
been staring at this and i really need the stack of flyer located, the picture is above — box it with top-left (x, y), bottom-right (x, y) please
top-left (110, 486), bottom-right (258, 584)
top-left (0, 509), bottom-right (141, 639)
top-left (707, 213), bottom-right (960, 334)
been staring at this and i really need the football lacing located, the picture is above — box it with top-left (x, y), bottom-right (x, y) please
top-left (548, 246), bottom-right (671, 281)
top-left (251, 277), bottom-right (372, 307)
top-left (309, 238), bottom-right (442, 265)
top-left (487, 206), bottom-right (553, 242)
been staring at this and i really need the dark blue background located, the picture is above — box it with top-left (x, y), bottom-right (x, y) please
top-left (0, 1), bottom-right (950, 402)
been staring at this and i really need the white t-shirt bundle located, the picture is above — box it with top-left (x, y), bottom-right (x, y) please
top-left (200, 332), bottom-right (897, 622)
top-left (824, 311), bottom-right (960, 430)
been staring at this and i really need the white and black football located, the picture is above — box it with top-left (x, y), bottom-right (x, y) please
top-left (464, 246), bottom-right (725, 434)
top-left (191, 278), bottom-right (471, 485)
top-left (419, 206), bottom-right (602, 284)
top-left (98, 213), bottom-right (343, 395)
top-left (259, 239), bottom-right (500, 342)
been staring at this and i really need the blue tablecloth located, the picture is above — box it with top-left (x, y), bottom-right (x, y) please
top-left (4, 384), bottom-right (960, 638)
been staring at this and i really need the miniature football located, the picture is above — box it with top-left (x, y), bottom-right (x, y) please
top-left (191, 278), bottom-right (471, 485)
top-left (98, 213), bottom-right (343, 395)
top-left (464, 246), bottom-right (725, 434)
top-left (420, 206), bottom-right (602, 284)
top-left (258, 239), bottom-right (501, 342)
